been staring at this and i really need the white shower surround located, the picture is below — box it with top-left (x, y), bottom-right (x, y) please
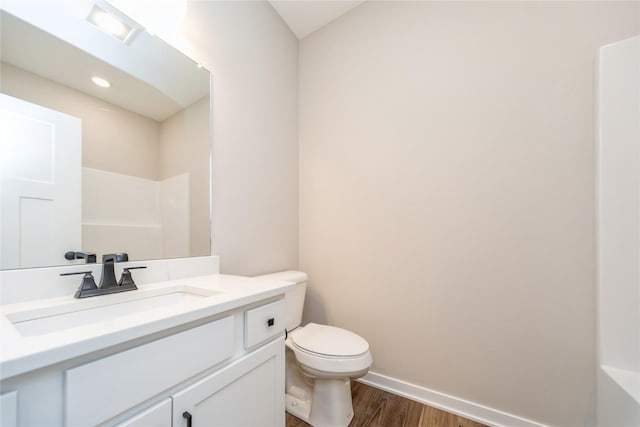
top-left (597, 35), bottom-right (640, 426)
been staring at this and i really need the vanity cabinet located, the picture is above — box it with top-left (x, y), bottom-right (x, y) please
top-left (115, 399), bottom-right (171, 427)
top-left (116, 337), bottom-right (282, 427)
top-left (172, 338), bottom-right (282, 427)
top-left (65, 316), bottom-right (236, 426)
top-left (0, 298), bottom-right (285, 427)
top-left (0, 391), bottom-right (18, 427)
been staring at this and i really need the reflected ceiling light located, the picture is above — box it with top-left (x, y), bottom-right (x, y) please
top-left (86, 5), bottom-right (136, 43)
top-left (106, 0), bottom-right (187, 38)
top-left (91, 76), bottom-right (111, 88)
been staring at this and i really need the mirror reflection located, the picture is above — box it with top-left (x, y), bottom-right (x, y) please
top-left (0, 3), bottom-right (212, 270)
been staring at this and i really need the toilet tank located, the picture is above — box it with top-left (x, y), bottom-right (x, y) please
top-left (254, 271), bottom-right (307, 331)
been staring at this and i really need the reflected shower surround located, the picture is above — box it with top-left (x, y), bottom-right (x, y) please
top-left (82, 168), bottom-right (190, 261)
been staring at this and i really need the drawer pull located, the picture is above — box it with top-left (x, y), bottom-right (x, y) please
top-left (267, 318), bottom-right (275, 327)
top-left (183, 411), bottom-right (192, 427)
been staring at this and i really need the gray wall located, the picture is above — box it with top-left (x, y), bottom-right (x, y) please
top-left (160, 96), bottom-right (212, 257)
top-left (180, 1), bottom-right (300, 275)
top-left (298, 2), bottom-right (639, 426)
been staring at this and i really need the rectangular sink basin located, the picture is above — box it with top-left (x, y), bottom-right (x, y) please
top-left (6, 286), bottom-right (220, 337)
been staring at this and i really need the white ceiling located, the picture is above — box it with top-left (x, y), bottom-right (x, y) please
top-left (269, 0), bottom-right (365, 39)
top-left (1, 1), bottom-right (209, 122)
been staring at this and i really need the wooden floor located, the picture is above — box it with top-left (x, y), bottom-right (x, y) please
top-left (285, 382), bottom-right (488, 427)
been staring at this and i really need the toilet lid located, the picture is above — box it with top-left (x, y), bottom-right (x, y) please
top-left (291, 323), bottom-right (369, 357)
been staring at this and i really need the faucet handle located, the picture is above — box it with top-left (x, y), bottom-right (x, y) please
top-left (118, 266), bottom-right (146, 288)
top-left (64, 251), bottom-right (97, 263)
top-left (102, 253), bottom-right (129, 263)
top-left (61, 271), bottom-right (99, 299)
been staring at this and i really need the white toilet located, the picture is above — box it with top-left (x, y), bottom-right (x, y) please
top-left (256, 271), bottom-right (372, 427)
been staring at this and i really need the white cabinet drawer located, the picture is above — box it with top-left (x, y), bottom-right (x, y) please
top-left (244, 299), bottom-right (284, 349)
top-left (65, 316), bottom-right (234, 427)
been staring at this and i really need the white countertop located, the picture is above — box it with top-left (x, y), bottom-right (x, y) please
top-left (0, 274), bottom-right (293, 381)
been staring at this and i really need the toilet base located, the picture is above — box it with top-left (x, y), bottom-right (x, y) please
top-left (286, 378), bottom-right (354, 427)
top-left (286, 392), bottom-right (312, 422)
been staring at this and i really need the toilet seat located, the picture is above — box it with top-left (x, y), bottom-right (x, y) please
top-left (291, 323), bottom-right (369, 356)
top-left (287, 323), bottom-right (372, 375)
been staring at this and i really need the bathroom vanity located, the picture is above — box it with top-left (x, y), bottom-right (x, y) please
top-left (0, 269), bottom-right (291, 427)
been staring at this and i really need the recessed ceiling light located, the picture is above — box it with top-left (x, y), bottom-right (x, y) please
top-left (91, 76), bottom-right (111, 88)
top-left (86, 5), bottom-right (136, 43)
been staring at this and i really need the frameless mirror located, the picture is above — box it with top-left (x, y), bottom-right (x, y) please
top-left (0, 1), bottom-right (212, 270)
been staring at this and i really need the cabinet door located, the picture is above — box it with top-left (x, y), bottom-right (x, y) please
top-left (0, 391), bottom-right (17, 427)
top-left (114, 399), bottom-right (171, 427)
top-left (172, 337), bottom-right (284, 427)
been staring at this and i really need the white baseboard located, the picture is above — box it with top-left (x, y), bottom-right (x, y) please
top-left (357, 371), bottom-right (548, 427)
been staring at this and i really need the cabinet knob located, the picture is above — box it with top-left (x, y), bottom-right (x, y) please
top-left (183, 411), bottom-right (192, 427)
top-left (267, 318), bottom-right (275, 327)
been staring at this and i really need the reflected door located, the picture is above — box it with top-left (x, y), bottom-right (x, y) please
top-left (0, 94), bottom-right (81, 269)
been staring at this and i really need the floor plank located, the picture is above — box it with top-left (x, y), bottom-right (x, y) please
top-left (285, 382), bottom-right (488, 427)
top-left (286, 412), bottom-right (311, 427)
top-left (455, 416), bottom-right (488, 427)
top-left (419, 405), bottom-right (456, 427)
